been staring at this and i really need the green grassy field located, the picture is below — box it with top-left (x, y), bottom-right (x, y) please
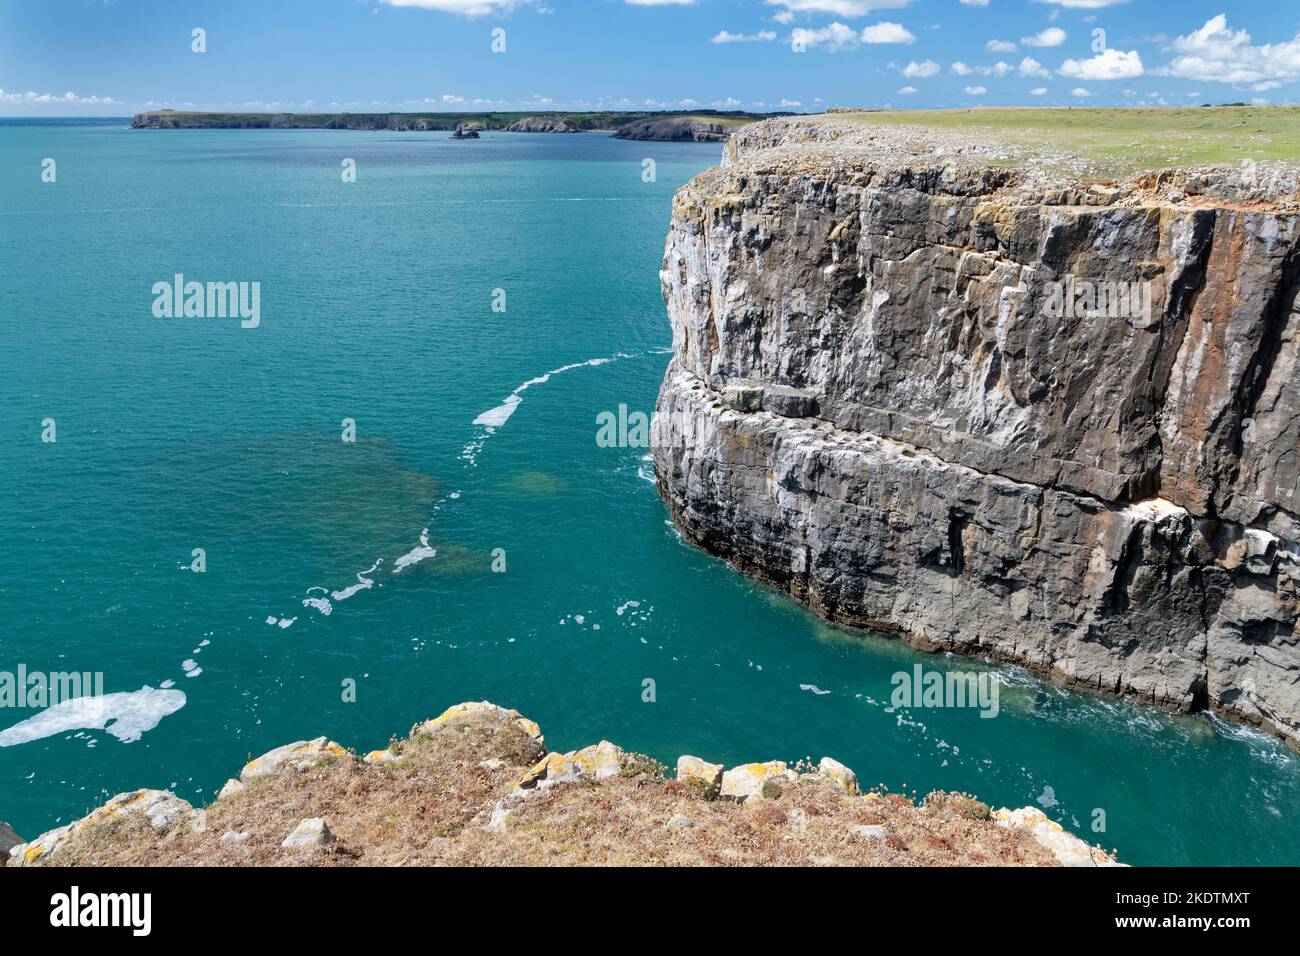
top-left (839, 106), bottom-right (1300, 176)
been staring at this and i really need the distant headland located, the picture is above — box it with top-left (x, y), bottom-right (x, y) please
top-left (129, 108), bottom-right (787, 141)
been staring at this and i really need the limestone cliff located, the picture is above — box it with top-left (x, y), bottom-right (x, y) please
top-left (652, 116), bottom-right (1300, 749)
top-left (612, 117), bottom-right (737, 142)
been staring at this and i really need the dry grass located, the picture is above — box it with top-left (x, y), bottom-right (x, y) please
top-left (30, 710), bottom-right (1062, 867)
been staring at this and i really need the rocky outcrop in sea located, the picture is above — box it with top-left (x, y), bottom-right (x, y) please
top-left (652, 116), bottom-right (1300, 750)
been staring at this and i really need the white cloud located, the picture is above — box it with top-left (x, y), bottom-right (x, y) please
top-left (794, 20), bottom-right (913, 50)
top-left (625, 0), bottom-right (696, 5)
top-left (792, 22), bottom-right (860, 51)
top-left (1030, 87), bottom-right (1048, 95)
top-left (0, 88), bottom-right (117, 106)
top-left (711, 29), bottom-right (778, 43)
top-left (1037, 0), bottom-right (1126, 7)
top-left (780, 98), bottom-right (804, 107)
top-left (951, 61), bottom-right (972, 75)
top-left (1072, 87), bottom-right (1092, 97)
top-left (1018, 56), bottom-right (1051, 78)
top-left (1059, 48), bottom-right (1144, 80)
top-left (986, 39), bottom-right (1017, 53)
top-left (1021, 27), bottom-right (1066, 47)
top-left (378, 0), bottom-right (536, 15)
top-left (898, 85), bottom-right (918, 93)
top-left (1165, 14), bottom-right (1300, 85)
top-left (902, 59), bottom-right (941, 77)
top-left (765, 0), bottom-right (913, 16)
top-left (861, 22), bottom-right (915, 43)
top-left (441, 93), bottom-right (464, 103)
top-left (963, 85), bottom-right (988, 95)
top-left (959, 0), bottom-right (989, 6)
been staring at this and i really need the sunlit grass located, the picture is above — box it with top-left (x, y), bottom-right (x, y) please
top-left (833, 106), bottom-right (1300, 177)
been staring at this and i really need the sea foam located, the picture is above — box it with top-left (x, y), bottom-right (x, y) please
top-left (0, 686), bottom-right (187, 747)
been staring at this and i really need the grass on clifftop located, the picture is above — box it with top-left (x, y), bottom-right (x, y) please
top-left (839, 106), bottom-right (1300, 177)
top-left (21, 706), bottom-right (1068, 867)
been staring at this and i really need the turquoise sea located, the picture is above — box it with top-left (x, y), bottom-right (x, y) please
top-left (1, 118), bottom-right (1297, 866)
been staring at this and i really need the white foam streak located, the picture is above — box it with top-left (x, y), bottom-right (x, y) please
top-left (331, 560), bottom-right (382, 602)
top-left (462, 353), bottom-right (629, 465)
top-left (0, 686), bottom-right (187, 747)
top-left (393, 529), bottom-right (437, 573)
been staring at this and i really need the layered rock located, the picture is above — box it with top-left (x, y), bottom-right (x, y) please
top-left (612, 117), bottom-right (737, 142)
top-left (652, 116), bottom-right (1300, 748)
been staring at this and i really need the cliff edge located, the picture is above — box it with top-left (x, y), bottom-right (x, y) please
top-left (652, 113), bottom-right (1300, 750)
top-left (5, 702), bottom-right (1114, 867)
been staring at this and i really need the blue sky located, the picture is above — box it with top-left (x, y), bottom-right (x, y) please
top-left (2, 0), bottom-right (1298, 115)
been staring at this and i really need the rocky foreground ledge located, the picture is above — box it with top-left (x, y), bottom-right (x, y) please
top-left (5, 702), bottom-right (1117, 867)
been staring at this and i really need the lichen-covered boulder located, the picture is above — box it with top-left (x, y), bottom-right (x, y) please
top-left (994, 806), bottom-right (1124, 867)
top-left (676, 755), bottom-right (724, 792)
top-left (816, 756), bottom-right (858, 795)
top-left (9, 790), bottom-right (194, 866)
top-left (282, 817), bottom-right (335, 850)
top-left (517, 740), bottom-right (626, 789)
top-left (720, 761), bottom-right (796, 801)
top-left (240, 736), bottom-right (348, 782)
top-left (413, 701), bottom-right (544, 746)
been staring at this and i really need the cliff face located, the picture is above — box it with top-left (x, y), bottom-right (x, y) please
top-left (612, 117), bottom-right (736, 142)
top-left (653, 117), bottom-right (1300, 748)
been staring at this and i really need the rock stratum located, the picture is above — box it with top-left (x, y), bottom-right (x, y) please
top-left (4, 702), bottom-right (1115, 867)
top-left (652, 115), bottom-right (1300, 750)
